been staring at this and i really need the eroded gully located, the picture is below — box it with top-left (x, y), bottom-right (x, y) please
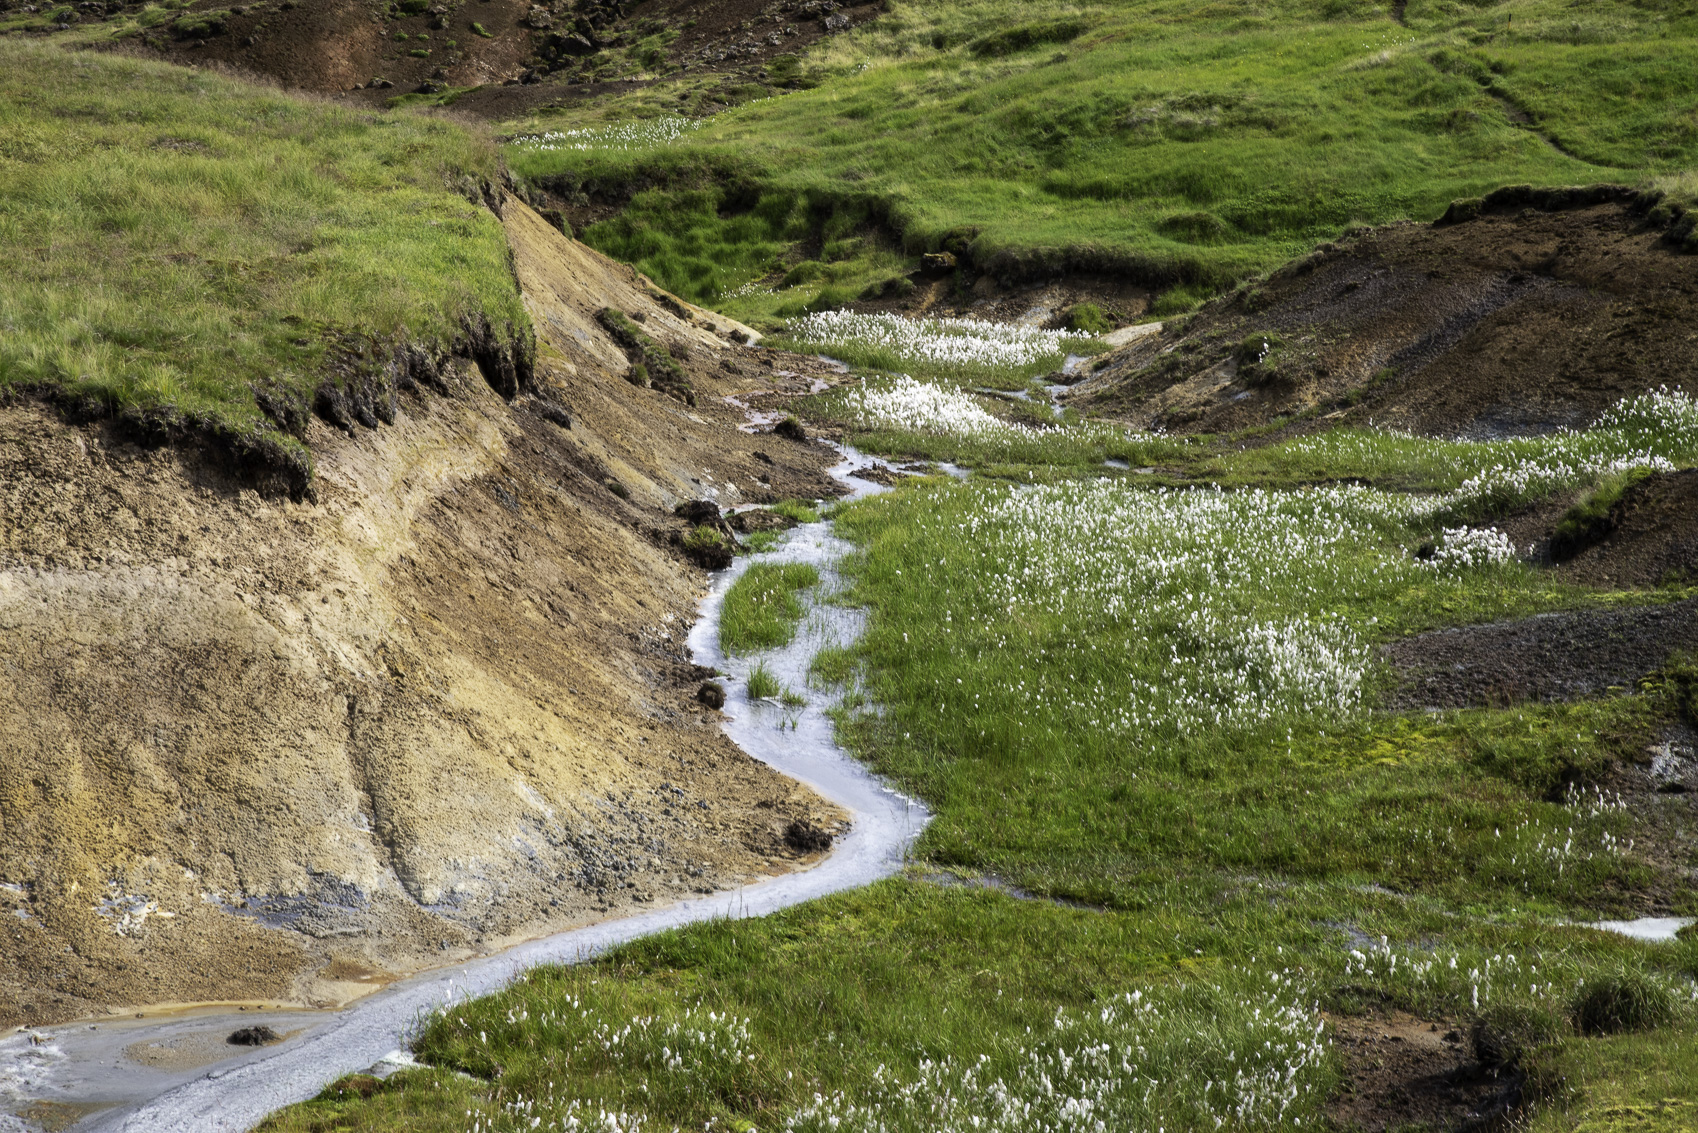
top-left (1, 445), bottom-right (928, 1133)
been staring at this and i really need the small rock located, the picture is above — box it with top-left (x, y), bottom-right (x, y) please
top-left (784, 819), bottom-right (832, 853)
top-left (823, 12), bottom-right (849, 31)
top-left (1648, 741), bottom-right (1695, 793)
top-left (674, 499), bottom-right (722, 525)
top-left (228, 1025), bottom-right (281, 1046)
top-left (921, 251), bottom-right (957, 274)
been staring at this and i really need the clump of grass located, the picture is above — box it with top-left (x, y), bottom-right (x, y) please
top-left (771, 499), bottom-right (821, 524)
top-left (1470, 1003), bottom-right (1565, 1070)
top-left (809, 644), bottom-right (857, 686)
top-left (1234, 331), bottom-right (1285, 387)
top-left (1065, 302), bottom-right (1111, 335)
top-left (780, 688), bottom-right (807, 709)
top-left (720, 562), bottom-right (820, 655)
top-left (596, 307), bottom-right (693, 403)
top-left (1572, 970), bottom-right (1678, 1036)
top-left (746, 661), bottom-right (781, 700)
top-left (739, 529), bottom-right (784, 554)
top-left (1548, 466), bottom-right (1654, 561)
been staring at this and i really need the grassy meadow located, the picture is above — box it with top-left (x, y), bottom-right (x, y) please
top-left (267, 349), bottom-right (1698, 1133)
top-left (0, 40), bottom-right (526, 478)
top-left (506, 0), bottom-right (1698, 322)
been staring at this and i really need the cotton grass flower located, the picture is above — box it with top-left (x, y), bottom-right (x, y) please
top-left (511, 117), bottom-right (703, 153)
top-left (786, 311), bottom-right (1077, 372)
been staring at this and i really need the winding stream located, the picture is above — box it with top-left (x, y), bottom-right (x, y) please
top-left (1, 448), bottom-right (928, 1133)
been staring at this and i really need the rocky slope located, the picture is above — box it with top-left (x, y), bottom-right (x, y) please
top-left (0, 196), bottom-right (849, 1029)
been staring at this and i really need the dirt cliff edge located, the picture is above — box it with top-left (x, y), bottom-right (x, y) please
top-left (0, 199), bottom-right (844, 1029)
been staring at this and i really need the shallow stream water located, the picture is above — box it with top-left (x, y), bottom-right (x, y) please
top-left (0, 446), bottom-right (927, 1133)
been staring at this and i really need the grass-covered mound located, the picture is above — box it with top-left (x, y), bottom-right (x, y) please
top-left (0, 41), bottom-right (530, 493)
top-left (507, 0), bottom-right (1698, 319)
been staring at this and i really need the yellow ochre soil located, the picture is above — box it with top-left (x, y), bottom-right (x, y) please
top-left (0, 197), bottom-right (848, 1030)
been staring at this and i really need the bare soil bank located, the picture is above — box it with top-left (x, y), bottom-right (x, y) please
top-left (0, 198), bottom-right (850, 1030)
top-left (1074, 198), bottom-right (1698, 439)
top-left (1381, 599), bottom-right (1697, 712)
top-left (37, 0), bottom-right (881, 112)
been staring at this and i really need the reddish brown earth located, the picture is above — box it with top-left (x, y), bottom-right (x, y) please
top-left (3, 0), bottom-right (882, 114)
top-left (1326, 1011), bottom-right (1524, 1133)
top-left (1073, 198), bottom-right (1698, 439)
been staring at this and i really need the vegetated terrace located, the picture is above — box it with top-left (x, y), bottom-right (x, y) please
top-left (0, 40), bottom-right (529, 491)
top-left (506, 0), bottom-right (1698, 323)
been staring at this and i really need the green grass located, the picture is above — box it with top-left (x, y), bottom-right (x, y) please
top-left (827, 472), bottom-right (1687, 910)
top-left (745, 660), bottom-right (781, 700)
top-left (719, 562), bottom-right (821, 655)
top-left (0, 40), bottom-right (528, 486)
top-left (267, 373), bottom-right (1698, 1131)
top-left (808, 643), bottom-right (857, 686)
top-left (771, 499), bottom-right (822, 524)
top-left (504, 0), bottom-right (1698, 319)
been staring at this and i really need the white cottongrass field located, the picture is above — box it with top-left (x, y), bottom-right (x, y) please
top-left (874, 477), bottom-right (1525, 750)
top-left (783, 311), bottom-right (1086, 377)
top-left (835, 374), bottom-right (1175, 465)
top-left (511, 116), bottom-right (704, 153)
top-left (443, 967), bottom-right (1335, 1133)
top-left (840, 376), bottom-right (1048, 442)
top-left (784, 973), bottom-right (1331, 1133)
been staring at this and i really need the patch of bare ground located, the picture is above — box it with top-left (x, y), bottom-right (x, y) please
top-left (0, 197), bottom-right (857, 1031)
top-left (1381, 599), bottom-right (1698, 712)
top-left (53, 0), bottom-right (884, 112)
top-left (1327, 1010), bottom-right (1527, 1133)
top-left (1555, 470), bottom-right (1698, 590)
top-left (1072, 194), bottom-right (1698, 439)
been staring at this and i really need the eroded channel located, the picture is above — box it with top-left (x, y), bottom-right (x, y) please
top-left (0, 446), bottom-right (928, 1133)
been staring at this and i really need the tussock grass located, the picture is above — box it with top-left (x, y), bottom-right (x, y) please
top-left (0, 41), bottom-right (526, 479)
top-left (744, 660), bottom-right (781, 700)
top-left (719, 562), bottom-right (820, 655)
top-left (770, 499), bottom-right (822, 524)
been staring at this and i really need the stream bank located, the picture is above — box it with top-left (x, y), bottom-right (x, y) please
top-left (0, 446), bottom-right (926, 1133)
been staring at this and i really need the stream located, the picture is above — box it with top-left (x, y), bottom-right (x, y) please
top-left (0, 447), bottom-right (928, 1133)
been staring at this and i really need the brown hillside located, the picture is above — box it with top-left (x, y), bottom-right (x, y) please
top-left (1073, 194), bottom-right (1698, 439)
top-left (0, 198), bottom-right (852, 1029)
top-left (24, 0), bottom-right (882, 111)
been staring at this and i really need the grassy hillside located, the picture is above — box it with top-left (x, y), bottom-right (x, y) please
top-left (0, 41), bottom-right (528, 488)
top-left (507, 0), bottom-right (1697, 320)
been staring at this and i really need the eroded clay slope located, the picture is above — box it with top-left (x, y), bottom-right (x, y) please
top-left (0, 199), bottom-right (845, 1029)
top-left (1074, 195), bottom-right (1698, 439)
